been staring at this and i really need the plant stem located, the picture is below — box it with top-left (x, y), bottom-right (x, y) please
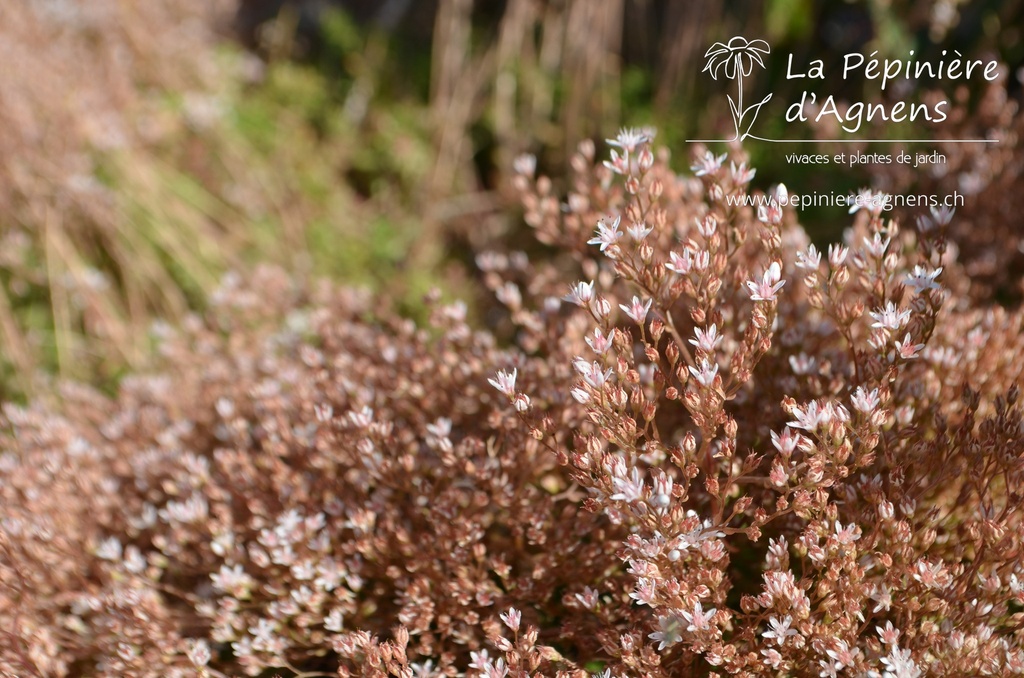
top-left (735, 69), bottom-right (744, 140)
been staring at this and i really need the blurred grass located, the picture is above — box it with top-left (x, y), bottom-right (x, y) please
top-left (1, 0), bottom-right (1021, 400)
top-left (0, 3), bottom-right (444, 401)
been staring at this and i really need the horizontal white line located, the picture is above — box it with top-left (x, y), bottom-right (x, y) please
top-left (685, 137), bottom-right (998, 143)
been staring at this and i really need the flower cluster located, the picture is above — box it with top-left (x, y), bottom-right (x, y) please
top-left (2, 128), bottom-right (1023, 677)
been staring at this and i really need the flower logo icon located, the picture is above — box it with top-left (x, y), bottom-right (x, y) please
top-left (703, 37), bottom-right (773, 141)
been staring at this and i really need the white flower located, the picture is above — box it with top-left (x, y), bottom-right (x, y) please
top-left (610, 467), bottom-right (644, 503)
top-left (828, 244), bottom-right (849, 267)
top-left (570, 387), bottom-right (591, 404)
top-left (789, 353), bottom-right (817, 375)
top-left (564, 280), bottom-right (595, 306)
top-left (468, 649), bottom-right (492, 671)
top-left (762, 615), bottom-right (798, 645)
top-left (482, 658), bottom-right (509, 678)
top-left (691, 151), bottom-right (726, 177)
top-left (575, 586), bottom-right (599, 609)
top-left (666, 249), bottom-right (694, 275)
top-left (629, 576), bottom-right (657, 606)
top-left (680, 601), bottom-right (717, 633)
top-left (869, 301), bottom-right (910, 331)
top-left (649, 611), bottom-right (684, 650)
top-left (703, 36), bottom-right (770, 79)
top-left (186, 639), bottom-right (211, 667)
top-left (850, 189), bottom-right (890, 215)
top-left (324, 608), bottom-right (344, 632)
top-left (688, 359), bottom-right (719, 387)
top-left (894, 334), bottom-right (925, 360)
top-left (761, 648), bottom-right (783, 668)
top-left (627, 222), bottom-right (653, 241)
top-left (796, 244), bottom-right (822, 269)
top-left (880, 646), bottom-right (922, 678)
top-left (851, 386), bottom-right (881, 413)
top-left (904, 265), bottom-right (943, 295)
top-left (496, 282), bottom-right (521, 309)
top-left (95, 536), bottom-right (122, 561)
top-left (871, 584), bottom-right (892, 612)
top-left (771, 427), bottom-right (801, 455)
top-left (573, 358), bottom-right (613, 389)
top-left (863, 232), bottom-right (892, 257)
top-left (619, 296), bottom-right (652, 324)
top-left (746, 262), bottom-right (786, 302)
top-left (607, 127), bottom-right (650, 153)
top-left (603, 149), bottom-right (628, 175)
top-left (586, 328), bottom-right (612, 355)
top-left (512, 153), bottom-right (536, 177)
top-left (834, 521), bottom-right (861, 545)
top-left (689, 324), bottom-right (723, 352)
top-left (788, 400), bottom-right (824, 431)
top-left (500, 606), bottom-right (521, 632)
top-left (876, 621), bottom-right (901, 645)
top-left (211, 563), bottom-right (255, 598)
top-left (697, 215), bottom-right (718, 238)
top-left (587, 217), bottom-right (623, 252)
top-left (731, 161), bottom-right (756, 184)
top-left (488, 368), bottom-right (518, 396)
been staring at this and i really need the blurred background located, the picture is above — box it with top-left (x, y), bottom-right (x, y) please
top-left (1, 0), bottom-right (1022, 400)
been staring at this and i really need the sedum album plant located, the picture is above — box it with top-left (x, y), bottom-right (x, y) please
top-left (1, 130), bottom-right (1023, 677)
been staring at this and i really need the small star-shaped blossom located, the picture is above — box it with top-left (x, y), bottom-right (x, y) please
top-left (904, 265), bottom-right (942, 295)
top-left (649, 612), bottom-right (684, 650)
top-left (619, 296), bottom-right (652, 324)
top-left (771, 427), bottom-right (802, 455)
top-left (876, 621), bottom-right (901, 645)
top-left (585, 328), bottom-right (612, 355)
top-left (880, 646), bottom-right (921, 678)
top-left (871, 584), bottom-right (892, 613)
top-left (828, 244), bottom-right (849, 267)
top-left (603, 149), bottom-right (628, 175)
top-left (894, 334), bottom-right (925, 360)
top-left (512, 153), bottom-right (536, 177)
top-left (570, 387), bottom-right (591, 404)
top-left (691, 151), bottom-right (727, 177)
top-left (688, 359), bottom-right (719, 387)
top-left (851, 386), bottom-right (881, 414)
top-left (697, 215), bottom-right (717, 238)
top-left (746, 262), bottom-right (786, 302)
top-left (499, 607), bottom-right (521, 632)
top-left (762, 615), bottom-right (798, 645)
top-left (573, 357), bottom-right (613, 389)
top-left (680, 601), bottom-right (717, 633)
top-left (689, 324), bottom-right (723, 352)
top-left (627, 221), bottom-right (653, 241)
top-left (869, 301), bottom-right (910, 332)
top-left (563, 280), bottom-right (595, 306)
top-left (607, 127), bottom-right (650, 153)
top-left (850, 188), bottom-right (890, 215)
top-left (629, 577), bottom-right (657, 606)
top-left (588, 217), bottom-right (623, 252)
top-left (666, 249), bottom-right (693, 275)
top-left (610, 467), bottom-right (644, 503)
top-left (834, 521), bottom-right (861, 545)
top-left (488, 369), bottom-right (517, 396)
top-left (730, 161), bottom-right (756, 184)
top-left (795, 244), bottom-right (821, 269)
top-left (788, 400), bottom-right (825, 431)
top-left (863, 232), bottom-right (892, 257)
